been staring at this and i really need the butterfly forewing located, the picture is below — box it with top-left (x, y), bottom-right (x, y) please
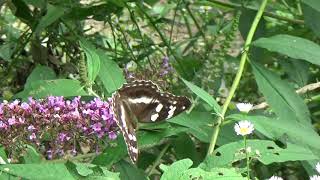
top-left (112, 80), bottom-right (191, 163)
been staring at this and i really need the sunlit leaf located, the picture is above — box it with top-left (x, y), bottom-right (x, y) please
top-left (251, 61), bottom-right (311, 124)
top-left (253, 34), bottom-right (320, 66)
top-left (181, 78), bottom-right (221, 114)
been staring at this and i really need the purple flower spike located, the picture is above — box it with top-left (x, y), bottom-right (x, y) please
top-left (0, 96), bottom-right (118, 160)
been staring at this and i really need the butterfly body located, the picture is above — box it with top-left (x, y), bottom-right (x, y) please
top-left (112, 80), bottom-right (191, 163)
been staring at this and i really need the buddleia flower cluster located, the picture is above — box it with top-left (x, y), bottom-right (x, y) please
top-left (0, 96), bottom-right (118, 160)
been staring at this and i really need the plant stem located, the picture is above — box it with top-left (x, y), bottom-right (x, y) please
top-left (206, 0), bottom-right (269, 156)
top-left (147, 143), bottom-right (171, 176)
top-left (244, 136), bottom-right (250, 180)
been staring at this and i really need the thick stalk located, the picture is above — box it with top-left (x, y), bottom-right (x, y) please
top-left (206, 0), bottom-right (269, 156)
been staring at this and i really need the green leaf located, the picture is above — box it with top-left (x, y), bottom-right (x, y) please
top-left (202, 140), bottom-right (317, 168)
top-left (168, 111), bottom-right (212, 143)
top-left (97, 50), bottom-right (126, 93)
top-left (138, 124), bottom-right (188, 149)
top-left (180, 78), bottom-right (221, 114)
top-left (19, 145), bottom-right (42, 163)
top-left (160, 159), bottom-right (245, 180)
top-left (99, 166), bottom-right (120, 180)
top-left (160, 159), bottom-right (193, 180)
top-left (80, 38), bottom-right (101, 83)
top-left (25, 65), bottom-right (56, 88)
top-left (92, 136), bottom-right (127, 167)
top-left (280, 59), bottom-right (309, 87)
top-left (114, 160), bottom-right (147, 180)
top-left (302, 0), bottom-right (320, 38)
top-left (15, 79), bottom-right (87, 100)
top-left (0, 42), bottom-right (16, 61)
top-left (181, 168), bottom-right (245, 180)
top-left (252, 34), bottom-right (320, 66)
top-left (0, 146), bottom-right (8, 165)
top-left (228, 114), bottom-right (320, 153)
top-left (0, 163), bottom-right (74, 180)
top-left (172, 133), bottom-right (201, 166)
top-left (35, 5), bottom-right (65, 33)
top-left (75, 163), bottom-right (94, 176)
top-left (251, 61), bottom-right (311, 125)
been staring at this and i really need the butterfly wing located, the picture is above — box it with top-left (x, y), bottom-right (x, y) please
top-left (112, 80), bottom-right (191, 163)
top-left (118, 80), bottom-right (191, 123)
top-left (112, 93), bottom-right (139, 163)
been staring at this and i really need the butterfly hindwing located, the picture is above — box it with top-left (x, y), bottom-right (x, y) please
top-left (112, 80), bottom-right (191, 163)
top-left (112, 93), bottom-right (138, 163)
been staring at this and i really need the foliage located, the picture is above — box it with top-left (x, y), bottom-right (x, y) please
top-left (0, 0), bottom-right (320, 179)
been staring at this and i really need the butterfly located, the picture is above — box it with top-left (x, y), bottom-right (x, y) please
top-left (111, 80), bottom-right (191, 163)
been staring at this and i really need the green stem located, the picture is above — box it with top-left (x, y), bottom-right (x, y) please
top-left (206, 0), bottom-right (269, 156)
top-left (147, 143), bottom-right (171, 176)
top-left (244, 136), bottom-right (250, 180)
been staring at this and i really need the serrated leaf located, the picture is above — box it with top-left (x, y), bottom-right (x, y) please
top-left (202, 140), bottom-right (317, 168)
top-left (0, 163), bottom-right (74, 180)
top-left (180, 78), bottom-right (221, 114)
top-left (15, 79), bottom-right (87, 100)
top-left (35, 4), bottom-right (65, 33)
top-left (97, 50), bottom-right (125, 93)
top-left (252, 34), bottom-right (320, 66)
top-left (251, 61), bottom-right (311, 125)
top-left (80, 38), bottom-right (101, 83)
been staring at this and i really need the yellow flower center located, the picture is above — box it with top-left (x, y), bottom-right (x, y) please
top-left (240, 127), bottom-right (249, 134)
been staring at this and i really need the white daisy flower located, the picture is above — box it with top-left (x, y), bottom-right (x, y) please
top-left (310, 175), bottom-right (320, 180)
top-left (236, 103), bottom-right (253, 113)
top-left (268, 176), bottom-right (283, 180)
top-left (316, 162), bottom-right (320, 174)
top-left (234, 120), bottom-right (254, 136)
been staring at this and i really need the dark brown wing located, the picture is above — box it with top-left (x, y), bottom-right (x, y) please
top-left (112, 93), bottom-right (138, 163)
top-left (118, 80), bottom-right (191, 123)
